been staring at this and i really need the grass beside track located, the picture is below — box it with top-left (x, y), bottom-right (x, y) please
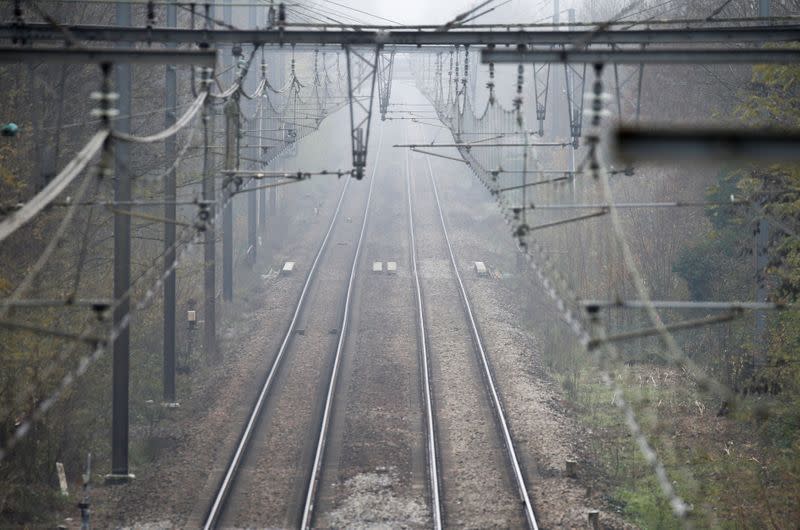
top-left (554, 359), bottom-right (800, 529)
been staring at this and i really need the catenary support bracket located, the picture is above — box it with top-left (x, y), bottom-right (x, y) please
top-left (345, 45), bottom-right (379, 179)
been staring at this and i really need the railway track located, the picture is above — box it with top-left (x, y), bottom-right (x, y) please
top-left (309, 119), bottom-right (431, 528)
top-left (406, 116), bottom-right (539, 528)
top-left (202, 92), bottom-right (537, 528)
top-left (405, 124), bottom-right (445, 530)
top-left (299, 127), bottom-right (382, 529)
top-left (202, 128), bottom-right (384, 529)
top-left (299, 110), bottom-right (538, 528)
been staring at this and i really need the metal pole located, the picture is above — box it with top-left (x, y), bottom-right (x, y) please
top-left (203, 93), bottom-right (217, 360)
top-left (259, 50), bottom-right (267, 233)
top-left (268, 49), bottom-right (281, 226)
top-left (270, 177), bottom-right (277, 216)
top-left (79, 453), bottom-right (91, 529)
top-left (28, 64), bottom-right (44, 189)
top-left (567, 8), bottom-right (576, 186)
top-left (224, 0), bottom-right (233, 85)
top-left (111, 0), bottom-right (131, 480)
top-left (759, 0), bottom-right (770, 17)
top-left (248, 152), bottom-right (258, 264)
top-left (200, 9), bottom-right (217, 362)
top-left (247, 1), bottom-right (258, 264)
top-left (163, 0), bottom-right (178, 405)
top-left (223, 101), bottom-right (236, 301)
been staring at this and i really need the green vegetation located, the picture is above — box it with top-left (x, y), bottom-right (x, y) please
top-left (535, 57), bottom-right (800, 528)
top-left (558, 363), bottom-right (800, 528)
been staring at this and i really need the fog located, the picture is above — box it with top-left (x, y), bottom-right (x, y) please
top-left (1, 2), bottom-right (798, 528)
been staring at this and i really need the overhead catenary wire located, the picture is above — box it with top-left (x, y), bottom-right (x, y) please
top-left (0, 162), bottom-right (99, 326)
top-left (0, 130), bottom-right (108, 244)
top-left (316, 0), bottom-right (402, 25)
top-left (0, 39), bottom-right (349, 463)
top-left (113, 91), bottom-right (207, 143)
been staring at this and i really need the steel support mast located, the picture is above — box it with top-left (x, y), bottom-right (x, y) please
top-left (109, 0), bottom-right (132, 482)
top-left (223, 100), bottom-right (237, 301)
top-left (162, 0), bottom-right (178, 406)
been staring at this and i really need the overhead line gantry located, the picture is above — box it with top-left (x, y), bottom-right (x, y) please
top-left (5, 20), bottom-right (797, 176)
top-left (3, 23), bottom-right (798, 46)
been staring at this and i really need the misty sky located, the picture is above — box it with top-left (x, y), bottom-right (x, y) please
top-left (311, 0), bottom-right (582, 26)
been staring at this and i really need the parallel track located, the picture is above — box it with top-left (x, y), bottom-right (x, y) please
top-left (405, 128), bottom-right (444, 530)
top-left (409, 125), bottom-right (540, 529)
top-left (203, 127), bottom-right (385, 529)
top-left (204, 108), bottom-right (537, 528)
top-left (202, 175), bottom-right (353, 529)
top-left (299, 128), bottom-right (383, 529)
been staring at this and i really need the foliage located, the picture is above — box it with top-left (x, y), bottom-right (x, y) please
top-left (672, 169), bottom-right (750, 301)
top-left (663, 49), bottom-right (800, 528)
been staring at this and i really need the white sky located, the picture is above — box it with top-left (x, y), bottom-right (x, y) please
top-left (310, 0), bottom-right (582, 26)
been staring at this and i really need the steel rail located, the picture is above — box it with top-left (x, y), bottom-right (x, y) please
top-left (300, 126), bottom-right (384, 529)
top-left (404, 129), bottom-right (444, 530)
top-left (424, 155), bottom-right (539, 530)
top-left (202, 176), bottom-right (352, 530)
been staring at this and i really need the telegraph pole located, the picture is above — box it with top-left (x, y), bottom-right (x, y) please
top-left (163, 0), bottom-right (178, 405)
top-left (110, 0), bottom-right (132, 481)
top-left (203, 106), bottom-right (218, 359)
top-left (203, 6), bottom-right (218, 361)
top-left (566, 8), bottom-right (577, 180)
top-left (247, 142), bottom-right (258, 265)
top-left (222, 0), bottom-right (236, 301)
top-left (223, 99), bottom-right (237, 301)
top-left (268, 48), bottom-right (281, 232)
top-left (259, 50), bottom-right (268, 233)
top-left (224, 0), bottom-right (233, 85)
top-left (247, 1), bottom-right (258, 265)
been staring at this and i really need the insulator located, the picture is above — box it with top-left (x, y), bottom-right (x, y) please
top-left (584, 107), bottom-right (611, 116)
top-left (147, 1), bottom-right (155, 28)
top-left (90, 108), bottom-right (120, 118)
top-left (583, 92), bottom-right (612, 103)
